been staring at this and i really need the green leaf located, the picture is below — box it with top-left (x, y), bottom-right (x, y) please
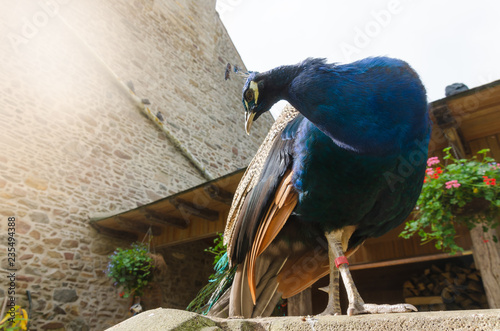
top-left (484, 189), bottom-right (495, 201)
top-left (477, 149), bottom-right (490, 155)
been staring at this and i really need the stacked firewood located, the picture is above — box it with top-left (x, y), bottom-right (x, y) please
top-left (403, 262), bottom-right (489, 311)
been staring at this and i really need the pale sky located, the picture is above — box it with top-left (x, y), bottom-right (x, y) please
top-left (217, 0), bottom-right (500, 116)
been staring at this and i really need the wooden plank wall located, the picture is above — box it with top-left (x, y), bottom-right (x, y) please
top-left (152, 210), bottom-right (227, 248)
top-left (469, 134), bottom-right (500, 157)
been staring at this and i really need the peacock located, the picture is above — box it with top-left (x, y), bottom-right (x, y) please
top-left (189, 57), bottom-right (430, 318)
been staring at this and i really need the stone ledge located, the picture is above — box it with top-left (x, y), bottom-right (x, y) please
top-left (106, 308), bottom-right (500, 331)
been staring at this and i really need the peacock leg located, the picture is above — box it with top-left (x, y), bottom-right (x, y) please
top-left (324, 230), bottom-right (417, 316)
top-left (318, 257), bottom-right (341, 315)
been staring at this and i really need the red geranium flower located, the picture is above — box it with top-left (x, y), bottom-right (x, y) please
top-left (483, 176), bottom-right (496, 185)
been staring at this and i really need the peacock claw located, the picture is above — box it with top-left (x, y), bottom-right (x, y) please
top-left (346, 302), bottom-right (367, 316)
top-left (318, 307), bottom-right (341, 316)
top-left (348, 303), bottom-right (418, 316)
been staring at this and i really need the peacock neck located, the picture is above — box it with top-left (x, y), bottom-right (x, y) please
top-left (256, 64), bottom-right (303, 100)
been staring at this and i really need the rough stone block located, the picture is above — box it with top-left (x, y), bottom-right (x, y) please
top-left (30, 211), bottom-right (50, 224)
top-left (43, 238), bottom-right (62, 247)
top-left (61, 239), bottom-right (79, 248)
top-left (53, 288), bottom-right (78, 303)
top-left (15, 219), bottom-right (31, 234)
top-left (90, 241), bottom-right (115, 255)
top-left (105, 309), bottom-right (500, 331)
top-left (0, 192), bottom-right (14, 199)
top-left (25, 176), bottom-right (48, 190)
top-left (20, 254), bottom-right (34, 260)
top-left (41, 322), bottom-right (65, 330)
top-left (42, 257), bottom-right (60, 268)
top-left (69, 261), bottom-right (84, 271)
top-left (106, 308), bottom-right (217, 331)
top-left (13, 188), bottom-right (27, 197)
top-left (31, 245), bottom-right (45, 254)
top-left (114, 150), bottom-right (132, 160)
top-left (17, 275), bottom-right (35, 282)
top-left (29, 230), bottom-right (41, 239)
top-left (47, 251), bottom-right (63, 259)
top-left (67, 317), bottom-right (90, 331)
top-left (48, 270), bottom-right (66, 280)
top-left (53, 209), bottom-right (69, 217)
top-left (0, 208), bottom-right (15, 217)
top-left (19, 198), bottom-right (39, 209)
top-left (24, 266), bottom-right (42, 276)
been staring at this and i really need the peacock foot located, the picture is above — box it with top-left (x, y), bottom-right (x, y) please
top-left (347, 303), bottom-right (417, 316)
top-left (318, 286), bottom-right (341, 316)
top-left (318, 306), bottom-right (341, 316)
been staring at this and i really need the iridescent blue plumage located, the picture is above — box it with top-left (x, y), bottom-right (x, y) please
top-left (194, 56), bottom-right (430, 317)
top-left (237, 56), bottom-right (430, 260)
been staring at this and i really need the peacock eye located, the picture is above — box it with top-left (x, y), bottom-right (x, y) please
top-left (244, 89), bottom-right (254, 103)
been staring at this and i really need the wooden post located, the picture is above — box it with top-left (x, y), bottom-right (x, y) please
top-left (287, 287), bottom-right (313, 316)
top-left (470, 222), bottom-right (500, 308)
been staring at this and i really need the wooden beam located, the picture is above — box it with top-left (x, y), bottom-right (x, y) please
top-left (143, 208), bottom-right (190, 229)
top-left (116, 217), bottom-right (163, 236)
top-left (349, 251), bottom-right (473, 271)
top-left (431, 102), bottom-right (469, 158)
top-left (204, 184), bottom-right (234, 205)
top-left (155, 231), bottom-right (224, 248)
top-left (443, 127), bottom-right (468, 158)
top-left (172, 198), bottom-right (219, 221)
top-left (90, 222), bottom-right (138, 241)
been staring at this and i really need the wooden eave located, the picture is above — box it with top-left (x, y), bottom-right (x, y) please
top-left (428, 79), bottom-right (500, 155)
top-left (89, 168), bottom-right (245, 247)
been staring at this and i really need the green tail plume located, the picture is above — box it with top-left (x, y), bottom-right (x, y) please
top-left (187, 251), bottom-right (235, 314)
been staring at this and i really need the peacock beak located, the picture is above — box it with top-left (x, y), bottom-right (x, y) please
top-left (245, 111), bottom-right (256, 135)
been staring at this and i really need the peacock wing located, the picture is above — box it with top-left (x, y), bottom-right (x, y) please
top-left (224, 104), bottom-right (299, 260)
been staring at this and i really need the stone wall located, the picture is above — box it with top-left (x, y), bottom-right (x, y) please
top-left (0, 0), bottom-right (273, 329)
top-left (157, 240), bottom-right (215, 310)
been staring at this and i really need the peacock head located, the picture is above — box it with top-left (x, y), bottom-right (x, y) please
top-left (242, 64), bottom-right (297, 134)
top-left (242, 71), bottom-right (280, 135)
top-left (242, 72), bottom-right (262, 134)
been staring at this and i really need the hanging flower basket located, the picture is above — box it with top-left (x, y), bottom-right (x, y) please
top-left (401, 147), bottom-right (500, 254)
top-left (107, 242), bottom-right (167, 299)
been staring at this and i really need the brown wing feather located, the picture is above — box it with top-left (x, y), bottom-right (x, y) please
top-left (278, 249), bottom-right (330, 299)
top-left (246, 170), bottom-right (298, 303)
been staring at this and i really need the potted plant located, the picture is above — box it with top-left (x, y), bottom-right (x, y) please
top-left (106, 242), bottom-right (167, 300)
top-left (401, 147), bottom-right (499, 252)
top-left (401, 147), bottom-right (500, 308)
